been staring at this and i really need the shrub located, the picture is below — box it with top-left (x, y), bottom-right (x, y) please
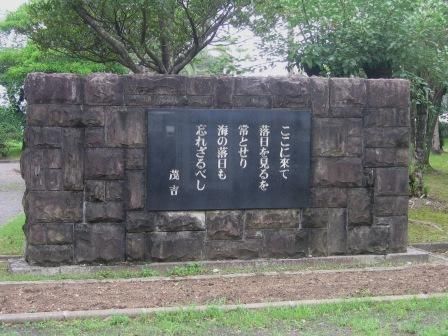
top-left (0, 106), bottom-right (23, 157)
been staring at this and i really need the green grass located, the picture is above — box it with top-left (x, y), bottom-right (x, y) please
top-left (1, 140), bottom-right (22, 160)
top-left (1, 296), bottom-right (447, 335)
top-left (167, 263), bottom-right (203, 277)
top-left (0, 213), bottom-right (25, 255)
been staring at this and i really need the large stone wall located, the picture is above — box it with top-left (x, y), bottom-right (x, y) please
top-left (22, 73), bottom-right (410, 265)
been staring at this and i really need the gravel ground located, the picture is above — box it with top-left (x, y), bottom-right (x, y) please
top-left (1, 264), bottom-right (447, 314)
top-left (0, 161), bottom-right (24, 226)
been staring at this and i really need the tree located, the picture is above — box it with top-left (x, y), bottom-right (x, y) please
top-left (12, 0), bottom-right (249, 74)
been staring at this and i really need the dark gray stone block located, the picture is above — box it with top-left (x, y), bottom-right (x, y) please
top-left (126, 149), bottom-right (145, 169)
top-left (364, 128), bottom-right (409, 148)
top-left (234, 77), bottom-right (270, 96)
top-left (388, 216), bottom-right (408, 252)
top-left (367, 79), bottom-right (410, 108)
top-left (187, 95), bottom-right (214, 107)
top-left (375, 167), bottom-right (409, 196)
top-left (46, 169), bottom-right (62, 191)
top-left (156, 212), bottom-right (205, 232)
top-left (206, 211), bottom-right (243, 240)
top-left (149, 231), bottom-right (205, 261)
top-left (330, 78), bottom-right (367, 108)
top-left (63, 128), bottom-right (84, 190)
top-left (126, 171), bottom-right (145, 209)
top-left (125, 75), bottom-right (187, 96)
top-left (302, 208), bottom-right (346, 229)
top-left (22, 149), bottom-right (45, 191)
top-left (105, 108), bottom-right (145, 147)
top-left (106, 181), bottom-right (124, 201)
top-left (313, 158), bottom-right (364, 187)
top-left (234, 95), bottom-right (272, 108)
top-left (25, 127), bottom-right (62, 148)
top-left (205, 240), bottom-right (261, 260)
top-left (305, 229), bottom-right (328, 256)
top-left (261, 229), bottom-right (307, 258)
top-left (186, 77), bottom-right (216, 95)
top-left (245, 210), bottom-right (299, 229)
top-left (28, 223), bottom-right (73, 245)
top-left (126, 233), bottom-right (150, 261)
top-left (374, 196), bottom-right (408, 216)
top-left (25, 73), bottom-right (82, 104)
top-left (126, 211), bottom-right (157, 232)
top-left (27, 104), bottom-right (84, 127)
top-left (26, 244), bottom-right (73, 265)
top-left (347, 188), bottom-right (372, 225)
top-left (85, 148), bottom-right (125, 179)
top-left (363, 108), bottom-right (410, 127)
top-left (84, 73), bottom-right (124, 105)
top-left (86, 202), bottom-right (124, 223)
top-left (365, 148), bottom-right (408, 167)
top-left (46, 149), bottom-right (62, 169)
top-left (85, 128), bottom-right (105, 147)
top-left (25, 191), bottom-right (82, 223)
top-left (348, 226), bottom-right (390, 254)
top-left (86, 180), bottom-right (106, 202)
top-left (310, 188), bottom-right (348, 208)
top-left (215, 77), bottom-right (234, 107)
top-left (310, 77), bottom-right (329, 116)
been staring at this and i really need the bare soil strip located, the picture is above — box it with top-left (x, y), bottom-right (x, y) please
top-left (1, 264), bottom-right (447, 314)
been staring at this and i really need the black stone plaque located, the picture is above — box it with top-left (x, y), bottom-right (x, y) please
top-left (147, 108), bottom-right (311, 211)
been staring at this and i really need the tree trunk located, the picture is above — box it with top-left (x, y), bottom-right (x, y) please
top-left (432, 118), bottom-right (441, 153)
top-left (411, 102), bottom-right (428, 197)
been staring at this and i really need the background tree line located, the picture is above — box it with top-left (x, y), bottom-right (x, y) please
top-left (0, 0), bottom-right (447, 196)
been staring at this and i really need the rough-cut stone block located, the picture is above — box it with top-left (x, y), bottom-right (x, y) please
top-left (27, 105), bottom-right (84, 127)
top-left (367, 79), bottom-right (410, 108)
top-left (205, 240), bottom-right (260, 260)
top-left (347, 188), bottom-right (372, 225)
top-left (106, 181), bottom-right (123, 201)
top-left (262, 229), bottom-right (306, 258)
top-left (25, 73), bottom-right (82, 104)
top-left (156, 212), bottom-right (205, 232)
top-left (27, 223), bottom-right (46, 245)
top-left (46, 169), bottom-right (62, 190)
top-left (363, 168), bottom-right (375, 187)
top-left (46, 149), bottom-right (62, 169)
top-left (348, 226), bottom-right (390, 254)
top-left (374, 196), bottom-right (408, 216)
top-left (310, 188), bottom-right (347, 208)
top-left (365, 148), bottom-right (408, 167)
top-left (363, 108), bottom-right (410, 127)
top-left (25, 127), bottom-right (62, 147)
top-left (63, 128), bottom-right (84, 190)
top-left (86, 180), bottom-right (105, 202)
top-left (186, 77), bottom-right (215, 95)
top-left (84, 73), bottom-right (124, 105)
top-left (25, 191), bottom-right (82, 223)
top-left (82, 106), bottom-right (106, 127)
top-left (85, 148), bottom-right (124, 179)
top-left (245, 210), bottom-right (299, 229)
top-left (86, 202), bottom-right (124, 223)
top-left (313, 158), bottom-right (363, 187)
top-left (125, 75), bottom-right (186, 95)
top-left (364, 128), bottom-right (409, 148)
top-left (75, 223), bottom-right (125, 263)
top-left (126, 233), bottom-right (149, 261)
top-left (328, 216), bottom-right (346, 255)
top-left (234, 77), bottom-right (270, 96)
top-left (22, 149), bottom-right (45, 190)
top-left (187, 95), bottom-right (214, 107)
top-left (215, 77), bottom-right (234, 107)
top-left (105, 108), bottom-right (145, 147)
top-left (374, 215), bottom-right (407, 227)
top-left (330, 107), bottom-right (362, 118)
top-left (28, 222), bottom-right (74, 245)
top-left (268, 76), bottom-right (309, 97)
top-left (302, 208), bottom-right (346, 229)
top-left (305, 229), bottom-right (328, 256)
top-left (375, 167), bottom-right (408, 196)
top-left (206, 211), bottom-right (243, 240)
top-left (126, 148), bottom-right (145, 169)
top-left (330, 78), bottom-right (367, 107)
top-left (127, 171), bottom-right (145, 209)
top-left (233, 95), bottom-right (272, 108)
top-left (149, 231), bottom-right (205, 261)
top-left (313, 118), bottom-right (362, 157)
top-left (85, 128), bottom-right (105, 147)
top-left (387, 216), bottom-right (408, 252)
top-left (126, 211), bottom-right (157, 232)
top-left (26, 244), bottom-right (73, 265)
top-left (310, 77), bottom-right (329, 116)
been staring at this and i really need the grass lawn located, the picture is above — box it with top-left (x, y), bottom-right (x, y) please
top-left (409, 149), bottom-right (448, 243)
top-left (1, 296), bottom-right (447, 335)
top-left (0, 140), bottom-right (22, 160)
top-left (0, 213), bottom-right (25, 255)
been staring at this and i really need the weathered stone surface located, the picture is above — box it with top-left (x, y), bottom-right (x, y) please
top-left (205, 240), bottom-right (260, 260)
top-left (63, 128), bottom-right (84, 190)
top-left (206, 211), bottom-right (243, 240)
top-left (268, 76), bottom-right (309, 97)
top-left (106, 181), bottom-right (123, 201)
top-left (365, 148), bottom-right (408, 167)
top-left (233, 95), bottom-right (272, 108)
top-left (305, 229), bottom-right (328, 256)
top-left (388, 216), bottom-right (408, 252)
top-left (272, 96), bottom-right (308, 108)
top-left (81, 106), bottom-right (106, 127)
top-left (363, 108), bottom-right (410, 127)
top-left (126, 233), bottom-right (150, 261)
top-left (245, 210), bottom-right (299, 229)
top-left (85, 128), bottom-right (105, 147)
top-left (302, 208), bottom-right (346, 229)
top-left (25, 191), bottom-right (82, 223)
top-left (26, 244), bottom-right (73, 265)
top-left (364, 128), bottom-right (409, 148)
top-left (27, 105), bottom-right (84, 127)
top-left (85, 180), bottom-right (106, 202)
top-left (313, 118), bottom-right (362, 157)
top-left (310, 77), bottom-right (329, 116)
top-left (84, 73), bottom-right (124, 105)
top-left (313, 158), bottom-right (363, 187)
top-left (125, 75), bottom-right (186, 96)
top-left (347, 188), bottom-right (372, 225)
top-left (28, 223), bottom-right (73, 245)
top-left (22, 149), bottom-right (45, 190)
top-left (46, 169), bottom-right (62, 190)
top-left (126, 149), bottom-right (145, 169)
top-left (215, 77), bottom-right (234, 107)
top-left (149, 231), bottom-right (205, 261)
top-left (262, 229), bottom-right (306, 258)
top-left (328, 216), bottom-right (346, 255)
top-left (367, 79), bottom-right (410, 108)
top-left (234, 77), bottom-right (270, 96)
top-left (46, 149), bottom-right (62, 169)
top-left (86, 202), bottom-right (124, 223)
top-left (25, 127), bottom-right (62, 147)
top-left (330, 78), bottom-right (367, 108)
top-left (347, 226), bottom-right (390, 254)
top-left (126, 211), bottom-right (157, 232)
top-left (85, 148), bottom-right (124, 179)
top-left (126, 171), bottom-right (145, 209)
top-left (75, 223), bottom-right (125, 263)
top-left (375, 167), bottom-right (409, 196)
top-left (187, 95), bottom-right (214, 107)
top-left (186, 77), bottom-right (215, 95)
top-left (374, 215), bottom-right (407, 227)
top-left (25, 73), bottom-right (82, 104)
top-left (105, 108), bottom-right (145, 147)
top-left (156, 212), bottom-right (205, 232)
top-left (310, 188), bottom-right (347, 208)
top-left (374, 196), bottom-right (408, 216)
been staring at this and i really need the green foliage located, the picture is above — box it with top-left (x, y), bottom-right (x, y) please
top-left (0, 213), bottom-right (25, 255)
top-left (0, 106), bottom-right (23, 157)
top-left (167, 263), bottom-right (203, 277)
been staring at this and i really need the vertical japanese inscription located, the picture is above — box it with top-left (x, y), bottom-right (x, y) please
top-left (279, 126), bottom-right (291, 179)
top-left (238, 125), bottom-right (249, 169)
top-left (217, 125), bottom-right (229, 180)
top-left (195, 124), bottom-right (207, 191)
top-left (259, 125), bottom-right (270, 191)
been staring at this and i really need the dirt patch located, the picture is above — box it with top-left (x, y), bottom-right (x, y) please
top-left (1, 264), bottom-right (448, 314)
top-left (409, 197), bottom-right (448, 212)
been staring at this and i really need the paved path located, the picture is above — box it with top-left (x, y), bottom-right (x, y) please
top-left (0, 161), bottom-right (25, 226)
